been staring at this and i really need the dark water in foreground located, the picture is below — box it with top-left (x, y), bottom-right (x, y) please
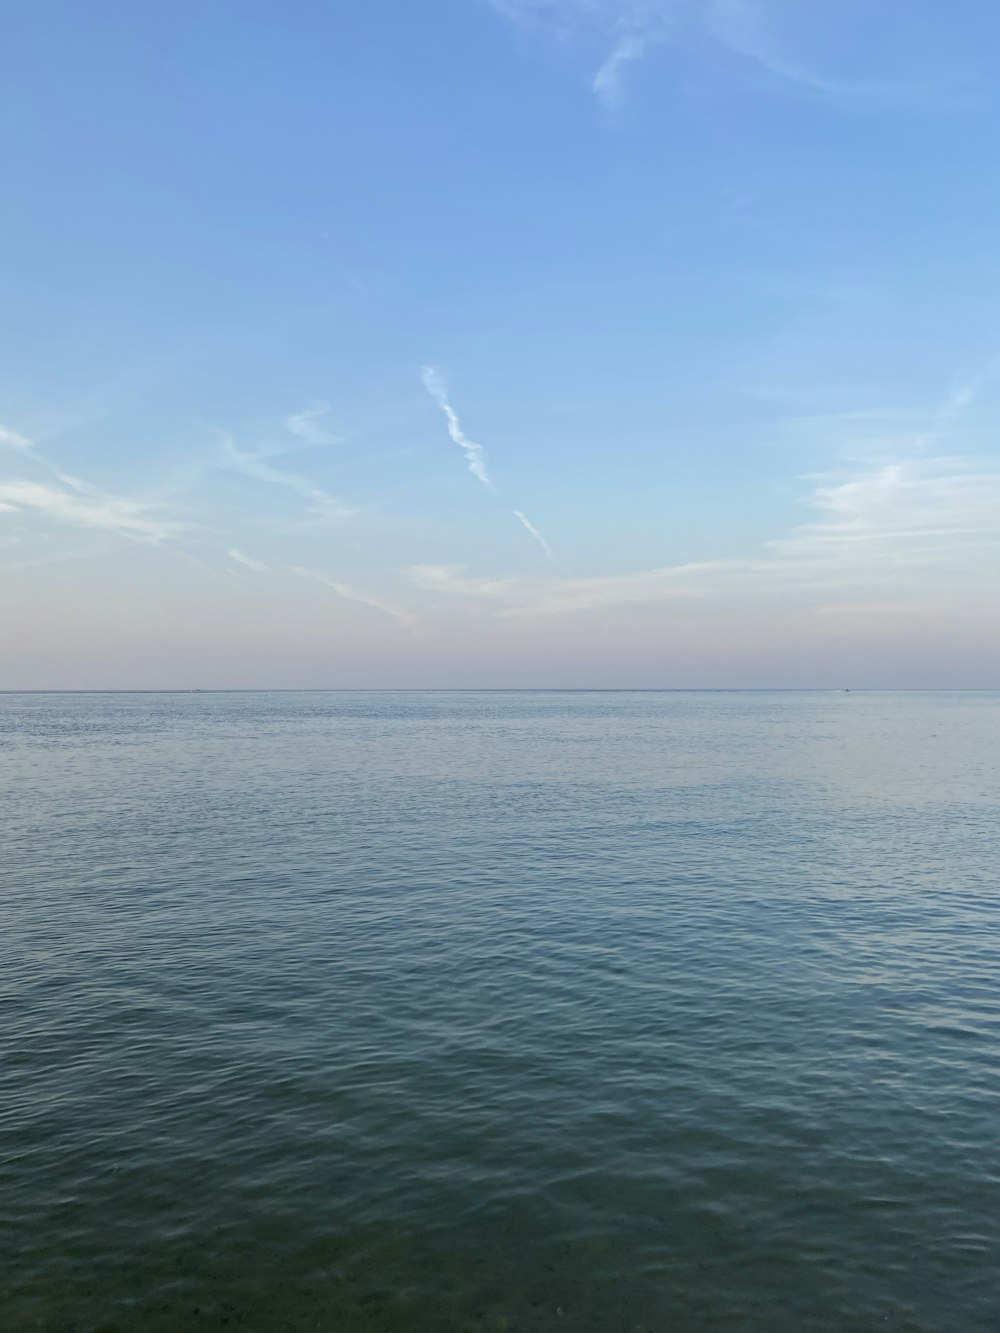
top-left (3, 691), bottom-right (999, 1332)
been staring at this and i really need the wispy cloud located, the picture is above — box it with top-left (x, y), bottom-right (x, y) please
top-left (912, 359), bottom-right (999, 453)
top-left (709, 0), bottom-right (918, 102)
top-left (491, 0), bottom-right (942, 108)
top-left (285, 403), bottom-right (341, 446)
top-left (410, 557), bottom-right (729, 616)
top-left (592, 33), bottom-right (646, 105)
top-left (0, 421), bottom-right (176, 541)
top-left (421, 366), bottom-right (492, 488)
top-left (768, 460), bottom-right (1000, 571)
top-left (223, 439), bottom-right (353, 521)
top-left (411, 449), bottom-right (1000, 618)
top-left (488, 0), bottom-right (668, 103)
top-left (0, 425), bottom-right (32, 452)
top-left (228, 546), bottom-right (271, 573)
top-left (0, 479), bottom-right (175, 542)
top-left (286, 564), bottom-right (417, 629)
top-left (226, 546), bottom-right (416, 629)
top-left (0, 419), bottom-right (94, 494)
top-left (513, 509), bottom-right (555, 559)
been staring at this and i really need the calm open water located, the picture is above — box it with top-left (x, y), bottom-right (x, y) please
top-left (3, 690), bottom-right (999, 1332)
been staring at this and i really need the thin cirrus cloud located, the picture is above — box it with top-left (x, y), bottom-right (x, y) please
top-left (287, 565), bottom-right (418, 629)
top-left (768, 459), bottom-right (1000, 567)
top-left (0, 423), bottom-right (176, 542)
top-left (421, 366), bottom-right (492, 488)
top-left (592, 33), bottom-right (648, 105)
top-left (223, 439), bottom-right (354, 522)
top-left (409, 556), bottom-right (727, 616)
top-left (710, 0), bottom-right (965, 110)
top-left (709, 0), bottom-right (905, 100)
top-left (912, 360), bottom-right (1000, 453)
top-left (488, 0), bottom-right (939, 106)
top-left (487, 0), bottom-right (669, 102)
top-left (406, 362), bottom-right (1000, 620)
top-left (1, 421), bottom-right (102, 497)
top-left (227, 546), bottom-right (415, 628)
top-left (0, 425), bottom-right (32, 452)
top-left (228, 546), bottom-right (271, 573)
top-left (285, 403), bottom-right (341, 447)
top-left (0, 479), bottom-right (176, 542)
top-left (410, 454), bottom-right (1000, 618)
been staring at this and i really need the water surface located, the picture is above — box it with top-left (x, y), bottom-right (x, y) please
top-left (3, 691), bottom-right (999, 1331)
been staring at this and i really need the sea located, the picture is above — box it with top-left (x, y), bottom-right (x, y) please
top-left (3, 690), bottom-right (999, 1332)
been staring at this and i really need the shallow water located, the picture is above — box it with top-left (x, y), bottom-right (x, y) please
top-left (3, 690), bottom-right (999, 1332)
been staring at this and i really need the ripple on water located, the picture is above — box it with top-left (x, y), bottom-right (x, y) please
top-left (2, 690), bottom-right (1000, 1331)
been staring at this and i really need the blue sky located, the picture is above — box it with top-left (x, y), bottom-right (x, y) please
top-left (2, 0), bottom-right (1000, 687)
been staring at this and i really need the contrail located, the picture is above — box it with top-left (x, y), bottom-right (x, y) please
top-left (513, 509), bottom-right (554, 559)
top-left (421, 366), bottom-right (492, 488)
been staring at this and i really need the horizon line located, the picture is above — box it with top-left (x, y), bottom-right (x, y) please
top-left (1, 687), bottom-right (997, 695)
